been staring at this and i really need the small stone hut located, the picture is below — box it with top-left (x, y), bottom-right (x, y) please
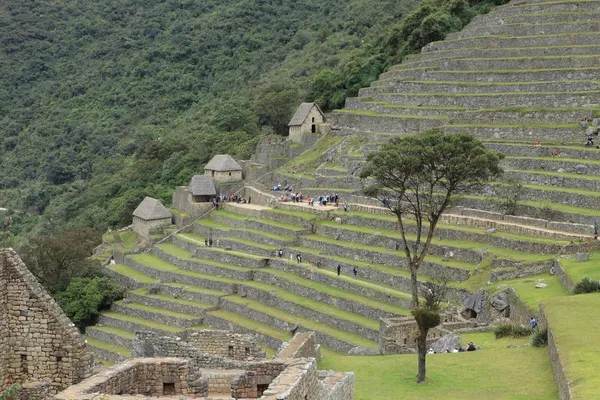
top-left (288, 102), bottom-right (324, 141)
top-left (204, 155), bottom-right (243, 182)
top-left (132, 197), bottom-right (172, 238)
top-left (188, 175), bottom-right (217, 203)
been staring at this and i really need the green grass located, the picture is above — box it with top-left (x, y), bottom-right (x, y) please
top-left (276, 135), bottom-right (345, 174)
top-left (318, 346), bottom-right (557, 400)
top-left (88, 325), bottom-right (135, 339)
top-left (101, 311), bottom-right (185, 333)
top-left (223, 237), bottom-right (280, 251)
top-left (108, 264), bottom-right (159, 284)
top-left (130, 253), bottom-right (180, 271)
top-left (118, 301), bottom-right (199, 319)
top-left (449, 123), bottom-right (579, 129)
top-left (505, 155), bottom-right (600, 165)
top-left (364, 101), bottom-right (466, 111)
top-left (335, 109), bottom-right (450, 119)
top-left (133, 289), bottom-right (215, 308)
top-left (94, 358), bottom-right (116, 367)
top-left (165, 237), bottom-right (266, 262)
top-left (543, 293), bottom-right (600, 399)
top-left (262, 268), bottom-right (411, 316)
top-left (490, 273), bottom-right (568, 312)
top-left (168, 208), bottom-right (190, 218)
top-left (212, 209), bottom-right (305, 231)
top-left (84, 336), bottom-right (132, 357)
top-left (559, 253), bottom-right (600, 283)
top-left (164, 283), bottom-right (227, 296)
top-left (224, 294), bottom-right (378, 348)
top-left (265, 208), bottom-right (318, 220)
top-left (195, 218), bottom-right (295, 242)
top-left (260, 345), bottom-right (277, 358)
top-left (509, 168), bottom-right (600, 182)
top-left (459, 331), bottom-right (530, 350)
top-left (208, 309), bottom-right (292, 341)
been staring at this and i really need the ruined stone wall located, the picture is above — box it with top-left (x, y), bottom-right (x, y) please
top-left (261, 359), bottom-right (327, 400)
top-left (182, 330), bottom-right (266, 361)
top-left (276, 332), bottom-right (321, 360)
top-left (54, 358), bottom-right (201, 400)
top-left (0, 249), bottom-right (92, 394)
top-left (172, 186), bottom-right (214, 218)
top-left (378, 317), bottom-right (448, 355)
top-left (538, 306), bottom-right (571, 400)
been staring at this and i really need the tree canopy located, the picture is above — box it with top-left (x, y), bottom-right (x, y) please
top-left (360, 130), bottom-right (503, 382)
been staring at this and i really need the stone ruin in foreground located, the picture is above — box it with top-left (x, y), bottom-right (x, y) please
top-left (56, 330), bottom-right (354, 400)
top-left (0, 249), bottom-right (93, 398)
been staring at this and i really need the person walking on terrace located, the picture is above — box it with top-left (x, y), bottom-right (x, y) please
top-left (337, 264), bottom-right (341, 276)
top-left (296, 253), bottom-right (302, 264)
top-left (353, 266), bottom-right (358, 279)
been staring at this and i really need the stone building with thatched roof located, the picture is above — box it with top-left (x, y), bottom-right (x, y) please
top-left (188, 175), bottom-right (216, 202)
top-left (204, 154), bottom-right (243, 182)
top-left (132, 197), bottom-right (172, 238)
top-left (288, 102), bottom-right (324, 141)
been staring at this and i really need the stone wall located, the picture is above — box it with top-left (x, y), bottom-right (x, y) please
top-left (277, 332), bottom-right (321, 360)
top-left (490, 260), bottom-right (554, 282)
top-left (261, 359), bottom-right (327, 400)
top-left (538, 306), bottom-right (571, 400)
top-left (553, 260), bottom-right (575, 292)
top-left (206, 169), bottom-right (243, 183)
top-left (172, 186), bottom-right (214, 218)
top-left (506, 288), bottom-right (534, 327)
top-left (378, 316), bottom-right (453, 355)
top-left (132, 216), bottom-right (172, 240)
top-left (0, 249), bottom-right (92, 394)
top-left (54, 358), bottom-right (202, 400)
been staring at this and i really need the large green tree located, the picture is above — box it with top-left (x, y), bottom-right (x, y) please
top-left (360, 130), bottom-right (503, 383)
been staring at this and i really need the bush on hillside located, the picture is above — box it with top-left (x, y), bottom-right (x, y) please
top-left (531, 329), bottom-right (548, 347)
top-left (572, 277), bottom-right (600, 294)
top-left (494, 323), bottom-right (533, 339)
top-left (57, 276), bottom-right (124, 331)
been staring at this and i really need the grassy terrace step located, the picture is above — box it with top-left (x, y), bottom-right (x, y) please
top-left (207, 309), bottom-right (292, 341)
top-left (223, 294), bottom-right (379, 348)
top-left (258, 268), bottom-right (410, 316)
top-left (117, 301), bottom-right (202, 320)
top-left (264, 208), bottom-right (319, 221)
top-left (509, 168), bottom-right (600, 182)
top-left (173, 234), bottom-right (269, 261)
top-left (108, 264), bottom-right (159, 284)
top-left (558, 252), bottom-right (600, 282)
top-left (126, 253), bottom-right (397, 326)
top-left (490, 273), bottom-right (567, 312)
top-left (315, 219), bottom-right (563, 259)
top-left (84, 336), bottom-right (132, 358)
top-left (272, 258), bottom-right (413, 304)
top-left (212, 210), bottom-right (306, 232)
top-left (100, 311), bottom-right (186, 333)
top-left (195, 218), bottom-right (295, 243)
top-left (330, 210), bottom-right (574, 245)
top-left (163, 283), bottom-right (227, 297)
top-left (542, 294), bottom-right (600, 399)
top-left (287, 245), bottom-right (432, 282)
top-left (131, 289), bottom-right (215, 309)
top-left (88, 326), bottom-right (135, 340)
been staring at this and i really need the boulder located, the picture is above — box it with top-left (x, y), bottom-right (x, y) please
top-left (535, 283), bottom-right (548, 288)
top-left (431, 333), bottom-right (461, 354)
top-left (557, 168), bottom-right (565, 173)
top-left (462, 290), bottom-right (486, 318)
top-left (593, 118), bottom-right (600, 127)
top-left (576, 253), bottom-right (589, 262)
top-left (580, 121), bottom-right (590, 129)
top-left (490, 292), bottom-right (510, 313)
top-left (486, 228), bottom-right (496, 234)
top-left (347, 347), bottom-right (382, 356)
top-left (575, 165), bottom-right (587, 175)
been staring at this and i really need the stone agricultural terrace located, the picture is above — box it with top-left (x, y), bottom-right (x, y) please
top-left (86, 1), bottom-right (600, 399)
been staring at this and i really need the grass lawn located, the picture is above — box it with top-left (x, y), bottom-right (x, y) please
top-left (318, 346), bottom-right (557, 400)
top-left (490, 273), bottom-right (568, 312)
top-left (558, 253), bottom-right (600, 283)
top-left (543, 294), bottom-right (600, 399)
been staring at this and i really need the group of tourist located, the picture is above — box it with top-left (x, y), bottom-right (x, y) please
top-left (211, 194), bottom-right (251, 209)
top-left (204, 238), bottom-right (220, 248)
top-left (337, 264), bottom-right (358, 278)
top-left (427, 341), bottom-right (477, 355)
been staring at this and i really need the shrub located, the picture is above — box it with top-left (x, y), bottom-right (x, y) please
top-left (573, 277), bottom-right (600, 294)
top-left (57, 276), bottom-right (124, 331)
top-left (494, 323), bottom-right (514, 339)
top-left (0, 384), bottom-right (20, 400)
top-left (494, 323), bottom-right (533, 339)
top-left (511, 325), bottom-right (534, 338)
top-left (531, 329), bottom-right (548, 347)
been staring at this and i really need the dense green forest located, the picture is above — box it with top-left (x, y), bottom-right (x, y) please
top-left (0, 0), bottom-right (507, 248)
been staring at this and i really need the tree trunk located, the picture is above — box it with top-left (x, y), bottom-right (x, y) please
top-left (416, 327), bottom-right (428, 383)
top-left (410, 266), bottom-right (419, 308)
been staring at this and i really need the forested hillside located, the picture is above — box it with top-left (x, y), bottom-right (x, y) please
top-left (0, 0), bottom-right (506, 246)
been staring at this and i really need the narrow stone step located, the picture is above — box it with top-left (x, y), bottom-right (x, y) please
top-left (211, 210), bottom-right (308, 238)
top-left (111, 302), bottom-right (203, 329)
top-left (84, 335), bottom-right (131, 363)
top-left (98, 311), bottom-right (186, 336)
top-left (193, 219), bottom-right (296, 247)
top-left (86, 326), bottom-right (134, 349)
top-left (169, 236), bottom-right (268, 268)
top-left (127, 290), bottom-right (216, 316)
top-left (449, 20), bottom-right (600, 40)
top-left (367, 80), bottom-right (600, 94)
